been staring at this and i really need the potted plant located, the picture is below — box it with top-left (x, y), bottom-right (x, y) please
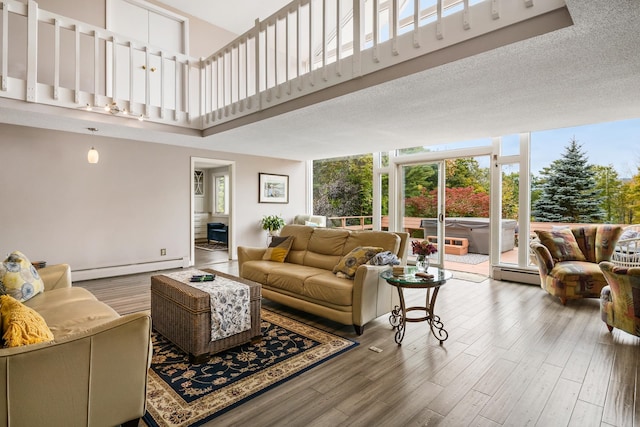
top-left (261, 214), bottom-right (286, 236)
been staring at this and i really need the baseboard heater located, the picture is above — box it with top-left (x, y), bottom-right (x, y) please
top-left (491, 266), bottom-right (540, 285)
top-left (72, 257), bottom-right (188, 282)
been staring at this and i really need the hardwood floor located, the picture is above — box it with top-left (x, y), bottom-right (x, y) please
top-left (76, 249), bottom-right (640, 427)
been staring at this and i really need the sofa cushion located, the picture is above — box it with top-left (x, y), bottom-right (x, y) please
top-left (343, 231), bottom-right (400, 255)
top-left (280, 225), bottom-right (315, 265)
top-left (546, 261), bottom-right (607, 299)
top-left (263, 236), bottom-right (294, 262)
top-left (267, 264), bottom-right (327, 296)
top-left (0, 251), bottom-right (45, 302)
top-left (0, 295), bottom-right (54, 347)
top-left (304, 272), bottom-right (354, 306)
top-left (304, 228), bottom-right (350, 270)
top-left (308, 228), bottom-right (350, 255)
top-left (333, 246), bottom-right (384, 279)
top-left (24, 287), bottom-right (119, 341)
top-left (535, 229), bottom-right (586, 262)
top-left (241, 260), bottom-right (284, 285)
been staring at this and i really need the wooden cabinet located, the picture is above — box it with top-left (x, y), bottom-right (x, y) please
top-left (194, 213), bottom-right (209, 240)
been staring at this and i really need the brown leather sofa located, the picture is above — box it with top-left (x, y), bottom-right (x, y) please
top-left (238, 225), bottom-right (408, 334)
top-left (0, 264), bottom-right (152, 427)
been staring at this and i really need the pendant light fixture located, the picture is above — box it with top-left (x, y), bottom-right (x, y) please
top-left (87, 127), bottom-right (99, 164)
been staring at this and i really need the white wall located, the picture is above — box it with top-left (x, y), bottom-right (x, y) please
top-left (0, 123), bottom-right (305, 278)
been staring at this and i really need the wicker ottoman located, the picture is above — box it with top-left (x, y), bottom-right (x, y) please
top-left (150, 269), bottom-right (261, 363)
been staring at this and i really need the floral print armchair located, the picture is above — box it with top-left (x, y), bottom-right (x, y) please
top-left (530, 225), bottom-right (622, 305)
top-left (599, 261), bottom-right (640, 337)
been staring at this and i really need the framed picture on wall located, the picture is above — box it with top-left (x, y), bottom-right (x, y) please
top-left (259, 173), bottom-right (289, 203)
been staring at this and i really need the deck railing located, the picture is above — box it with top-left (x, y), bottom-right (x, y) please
top-left (0, 0), bottom-right (565, 128)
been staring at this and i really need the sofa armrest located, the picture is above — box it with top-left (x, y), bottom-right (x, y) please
top-left (530, 241), bottom-right (555, 276)
top-left (0, 311), bottom-right (151, 426)
top-left (38, 263), bottom-right (72, 291)
top-left (238, 246), bottom-right (267, 276)
top-left (352, 265), bottom-right (395, 328)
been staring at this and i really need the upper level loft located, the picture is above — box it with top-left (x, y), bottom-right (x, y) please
top-left (0, 0), bottom-right (569, 133)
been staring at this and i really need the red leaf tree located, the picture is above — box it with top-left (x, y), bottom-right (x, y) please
top-left (405, 186), bottom-right (489, 218)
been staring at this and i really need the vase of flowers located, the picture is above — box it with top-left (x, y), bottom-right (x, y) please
top-left (412, 240), bottom-right (437, 272)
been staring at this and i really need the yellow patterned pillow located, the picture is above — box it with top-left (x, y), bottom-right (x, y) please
top-left (0, 295), bottom-right (54, 347)
top-left (262, 236), bottom-right (294, 262)
top-left (333, 246), bottom-right (384, 279)
top-left (0, 251), bottom-right (45, 302)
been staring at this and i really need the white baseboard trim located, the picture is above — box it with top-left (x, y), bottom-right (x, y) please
top-left (72, 257), bottom-right (188, 281)
top-left (492, 266), bottom-right (540, 285)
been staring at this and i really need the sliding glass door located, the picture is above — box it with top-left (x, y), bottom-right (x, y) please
top-left (398, 160), bottom-right (446, 267)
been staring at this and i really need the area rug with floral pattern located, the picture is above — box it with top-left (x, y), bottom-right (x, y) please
top-left (143, 309), bottom-right (358, 427)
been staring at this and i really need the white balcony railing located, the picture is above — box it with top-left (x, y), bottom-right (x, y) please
top-left (0, 0), bottom-right (566, 129)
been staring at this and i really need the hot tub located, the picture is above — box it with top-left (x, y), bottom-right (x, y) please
top-left (420, 217), bottom-right (516, 255)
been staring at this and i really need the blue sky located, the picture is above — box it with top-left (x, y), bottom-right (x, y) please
top-left (531, 119), bottom-right (640, 179)
top-left (426, 118), bottom-right (640, 179)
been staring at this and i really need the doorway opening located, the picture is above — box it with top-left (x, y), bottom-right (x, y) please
top-left (391, 148), bottom-right (495, 277)
top-left (190, 157), bottom-right (235, 268)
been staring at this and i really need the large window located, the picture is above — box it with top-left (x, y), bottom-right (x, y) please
top-left (214, 175), bottom-right (229, 215)
top-left (531, 118), bottom-right (640, 225)
top-left (313, 155), bottom-right (373, 228)
top-left (311, 118), bottom-right (640, 279)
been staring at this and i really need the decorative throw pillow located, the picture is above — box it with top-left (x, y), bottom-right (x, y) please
top-left (262, 236), bottom-right (294, 262)
top-left (333, 246), bottom-right (384, 279)
top-left (0, 251), bottom-right (45, 302)
top-left (304, 220), bottom-right (319, 227)
top-left (0, 295), bottom-right (54, 347)
top-left (535, 229), bottom-right (587, 262)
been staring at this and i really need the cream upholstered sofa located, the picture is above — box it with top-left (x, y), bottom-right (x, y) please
top-left (0, 263), bottom-right (152, 427)
top-left (293, 214), bottom-right (327, 227)
top-left (238, 225), bottom-right (409, 334)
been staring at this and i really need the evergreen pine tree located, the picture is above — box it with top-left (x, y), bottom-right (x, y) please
top-left (532, 138), bottom-right (605, 222)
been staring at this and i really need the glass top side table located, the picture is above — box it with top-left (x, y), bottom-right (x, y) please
top-left (380, 267), bottom-right (453, 345)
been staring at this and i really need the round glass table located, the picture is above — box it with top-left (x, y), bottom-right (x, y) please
top-left (380, 267), bottom-right (453, 345)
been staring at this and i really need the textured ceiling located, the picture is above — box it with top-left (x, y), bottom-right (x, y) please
top-left (1, 0), bottom-right (639, 161)
top-left (194, 0), bottom-right (640, 160)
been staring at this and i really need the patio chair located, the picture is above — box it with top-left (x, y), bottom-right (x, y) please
top-left (610, 224), bottom-right (640, 267)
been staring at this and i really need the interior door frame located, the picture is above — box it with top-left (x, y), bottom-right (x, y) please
top-left (190, 157), bottom-right (236, 266)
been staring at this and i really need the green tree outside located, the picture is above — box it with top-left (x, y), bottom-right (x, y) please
top-left (313, 139), bottom-right (635, 229)
top-left (531, 138), bottom-right (605, 222)
top-left (313, 155), bottom-right (374, 226)
top-left (592, 165), bottom-right (624, 223)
